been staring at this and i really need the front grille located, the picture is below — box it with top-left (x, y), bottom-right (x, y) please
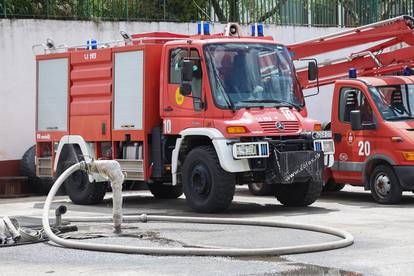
top-left (259, 121), bottom-right (301, 134)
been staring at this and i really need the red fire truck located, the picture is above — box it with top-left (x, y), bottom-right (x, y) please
top-left (289, 15), bottom-right (414, 204)
top-left (27, 23), bottom-right (335, 213)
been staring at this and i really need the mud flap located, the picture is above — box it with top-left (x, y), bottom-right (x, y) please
top-left (266, 150), bottom-right (324, 184)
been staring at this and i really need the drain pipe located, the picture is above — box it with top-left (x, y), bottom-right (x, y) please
top-left (42, 160), bottom-right (354, 256)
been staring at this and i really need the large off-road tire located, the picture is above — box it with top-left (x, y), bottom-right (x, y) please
top-left (275, 180), bottom-right (323, 207)
top-left (370, 165), bottom-right (402, 204)
top-left (322, 178), bottom-right (345, 192)
top-left (149, 182), bottom-right (183, 199)
top-left (20, 145), bottom-right (54, 195)
top-left (60, 146), bottom-right (107, 205)
top-left (248, 182), bottom-right (275, 196)
top-left (182, 146), bottom-right (235, 213)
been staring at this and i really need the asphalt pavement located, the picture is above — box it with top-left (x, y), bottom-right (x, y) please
top-left (1, 185), bottom-right (414, 276)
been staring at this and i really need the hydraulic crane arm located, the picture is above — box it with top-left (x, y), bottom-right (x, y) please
top-left (288, 15), bottom-right (414, 89)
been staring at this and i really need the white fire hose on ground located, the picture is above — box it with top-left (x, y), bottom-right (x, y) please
top-left (42, 160), bottom-right (354, 256)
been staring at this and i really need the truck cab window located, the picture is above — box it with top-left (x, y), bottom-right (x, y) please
top-left (169, 48), bottom-right (186, 84)
top-left (369, 85), bottom-right (414, 121)
top-left (339, 87), bottom-right (374, 123)
top-left (169, 48), bottom-right (203, 111)
top-left (190, 49), bottom-right (202, 111)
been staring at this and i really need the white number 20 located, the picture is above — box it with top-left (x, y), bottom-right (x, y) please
top-left (358, 141), bottom-right (370, 156)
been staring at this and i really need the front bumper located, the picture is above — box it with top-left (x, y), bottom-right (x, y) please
top-left (393, 166), bottom-right (414, 190)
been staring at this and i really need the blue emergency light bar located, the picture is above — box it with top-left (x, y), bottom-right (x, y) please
top-left (251, 23), bottom-right (264, 37)
top-left (348, 68), bottom-right (357, 78)
top-left (197, 22), bottom-right (210, 35)
top-left (403, 67), bottom-right (413, 76)
top-left (86, 39), bottom-right (97, 50)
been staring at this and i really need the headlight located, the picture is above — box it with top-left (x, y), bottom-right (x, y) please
top-left (322, 140), bottom-right (335, 153)
top-left (314, 139), bottom-right (335, 154)
top-left (232, 142), bottom-right (269, 159)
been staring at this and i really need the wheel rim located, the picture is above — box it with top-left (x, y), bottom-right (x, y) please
top-left (190, 163), bottom-right (212, 199)
top-left (374, 173), bottom-right (391, 198)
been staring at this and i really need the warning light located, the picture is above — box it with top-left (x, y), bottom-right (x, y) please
top-left (251, 23), bottom-right (264, 37)
top-left (197, 21), bottom-right (210, 35)
top-left (348, 68), bottom-right (357, 78)
top-left (87, 39), bottom-right (97, 50)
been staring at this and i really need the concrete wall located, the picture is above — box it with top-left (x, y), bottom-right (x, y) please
top-left (0, 19), bottom-right (346, 161)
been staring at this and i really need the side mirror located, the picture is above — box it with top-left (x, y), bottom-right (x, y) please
top-left (350, 110), bottom-right (362, 131)
top-left (308, 61), bottom-right (318, 81)
top-left (181, 60), bottom-right (193, 82)
top-left (179, 83), bottom-right (192, 96)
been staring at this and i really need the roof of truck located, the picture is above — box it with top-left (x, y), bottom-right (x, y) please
top-left (339, 76), bottom-right (414, 87)
top-left (361, 76), bottom-right (414, 86)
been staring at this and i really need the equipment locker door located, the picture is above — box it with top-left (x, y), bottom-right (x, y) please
top-left (331, 86), bottom-right (376, 185)
top-left (37, 58), bottom-right (69, 132)
top-left (113, 51), bottom-right (144, 131)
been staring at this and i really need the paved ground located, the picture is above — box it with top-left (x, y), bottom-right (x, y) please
top-left (1, 185), bottom-right (414, 276)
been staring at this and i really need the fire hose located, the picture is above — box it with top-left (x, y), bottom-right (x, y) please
top-left (42, 160), bottom-right (354, 256)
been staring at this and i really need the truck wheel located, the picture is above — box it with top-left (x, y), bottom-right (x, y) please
top-left (322, 178), bottom-right (345, 192)
top-left (275, 180), bottom-right (323, 207)
top-left (370, 165), bottom-right (402, 204)
top-left (60, 146), bottom-right (107, 205)
top-left (20, 145), bottom-right (54, 195)
top-left (149, 182), bottom-right (183, 199)
top-left (182, 146), bottom-right (235, 213)
top-left (63, 161), bottom-right (107, 205)
top-left (248, 183), bottom-right (275, 196)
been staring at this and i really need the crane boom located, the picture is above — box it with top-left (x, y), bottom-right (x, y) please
top-left (288, 15), bottom-right (414, 89)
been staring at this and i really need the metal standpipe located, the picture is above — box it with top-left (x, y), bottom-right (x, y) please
top-left (42, 160), bottom-right (354, 257)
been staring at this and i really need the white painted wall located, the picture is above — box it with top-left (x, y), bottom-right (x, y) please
top-left (0, 19), bottom-right (346, 161)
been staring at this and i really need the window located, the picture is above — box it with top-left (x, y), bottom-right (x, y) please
top-left (169, 48), bottom-right (186, 84)
top-left (369, 85), bottom-right (414, 121)
top-left (204, 43), bottom-right (304, 110)
top-left (168, 48), bottom-right (203, 111)
top-left (190, 49), bottom-right (202, 111)
top-left (339, 87), bottom-right (374, 123)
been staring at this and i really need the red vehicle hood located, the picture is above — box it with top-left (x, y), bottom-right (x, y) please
top-left (214, 107), bottom-right (318, 137)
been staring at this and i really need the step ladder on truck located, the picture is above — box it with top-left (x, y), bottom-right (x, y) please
top-left (28, 23), bottom-right (335, 213)
top-left (290, 15), bottom-right (414, 204)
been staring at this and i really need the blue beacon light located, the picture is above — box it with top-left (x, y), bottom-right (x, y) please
top-left (197, 21), bottom-right (210, 35)
top-left (348, 68), bottom-right (357, 78)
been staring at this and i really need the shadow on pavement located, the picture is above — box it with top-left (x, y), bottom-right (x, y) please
top-left (34, 192), bottom-right (338, 219)
top-left (320, 189), bottom-right (414, 209)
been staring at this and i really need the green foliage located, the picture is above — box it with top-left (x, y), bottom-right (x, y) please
top-left (0, 0), bottom-right (413, 27)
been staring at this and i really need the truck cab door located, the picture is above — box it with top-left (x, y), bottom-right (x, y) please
top-left (162, 46), bottom-right (204, 134)
top-left (331, 86), bottom-right (376, 185)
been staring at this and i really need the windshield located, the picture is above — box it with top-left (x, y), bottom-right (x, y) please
top-left (369, 85), bottom-right (414, 121)
top-left (204, 43), bottom-right (304, 109)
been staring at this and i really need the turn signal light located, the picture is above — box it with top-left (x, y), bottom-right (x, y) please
top-left (313, 123), bottom-right (322, 131)
top-left (227, 126), bottom-right (247, 134)
top-left (403, 152), bottom-right (414, 161)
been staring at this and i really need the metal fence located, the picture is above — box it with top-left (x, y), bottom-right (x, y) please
top-left (1, 0), bottom-right (413, 27)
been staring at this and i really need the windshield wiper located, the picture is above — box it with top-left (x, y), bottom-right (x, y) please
top-left (241, 99), bottom-right (301, 110)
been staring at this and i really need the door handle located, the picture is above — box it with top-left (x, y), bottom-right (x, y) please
top-left (164, 106), bottom-right (173, 112)
top-left (334, 133), bottom-right (342, 142)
